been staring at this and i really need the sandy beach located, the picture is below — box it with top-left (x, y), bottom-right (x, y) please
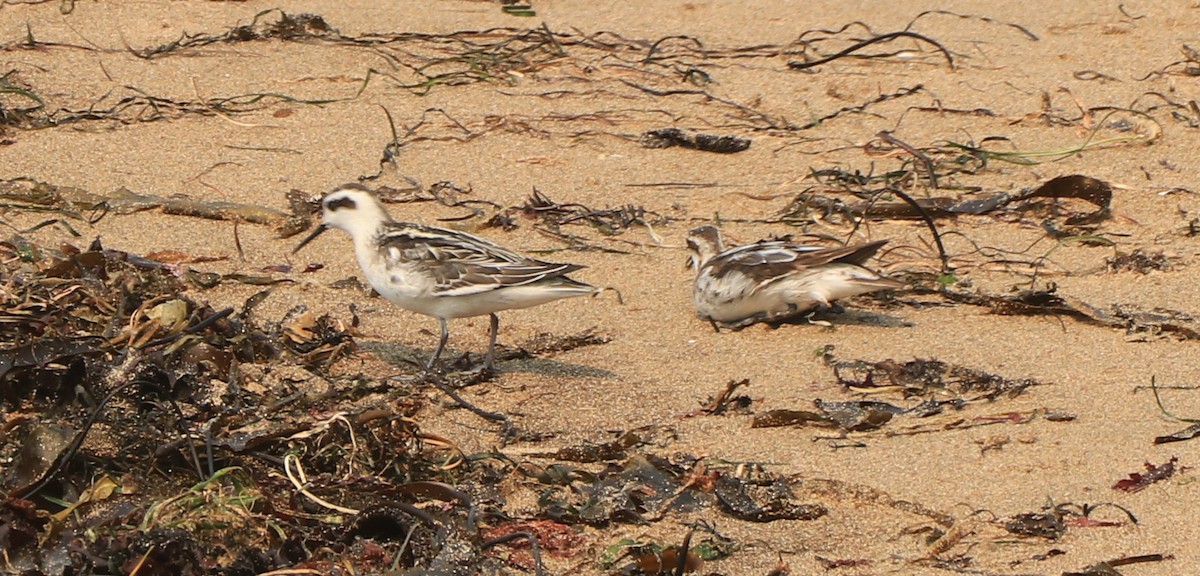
top-left (2, 1), bottom-right (1199, 574)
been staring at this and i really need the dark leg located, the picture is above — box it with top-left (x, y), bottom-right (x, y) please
top-left (483, 313), bottom-right (499, 371)
top-left (427, 317), bottom-right (450, 371)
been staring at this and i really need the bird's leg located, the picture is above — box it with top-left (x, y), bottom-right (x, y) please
top-left (483, 313), bottom-right (499, 372)
top-left (806, 298), bottom-right (834, 328)
top-left (427, 317), bottom-right (450, 372)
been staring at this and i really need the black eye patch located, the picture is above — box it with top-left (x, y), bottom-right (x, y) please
top-left (326, 197), bottom-right (357, 211)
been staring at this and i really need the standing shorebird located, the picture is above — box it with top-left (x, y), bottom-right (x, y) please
top-left (294, 184), bottom-right (597, 372)
top-left (686, 226), bottom-right (905, 330)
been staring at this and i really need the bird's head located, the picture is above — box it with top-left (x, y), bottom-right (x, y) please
top-left (685, 225), bottom-right (724, 273)
top-left (293, 184), bottom-right (391, 254)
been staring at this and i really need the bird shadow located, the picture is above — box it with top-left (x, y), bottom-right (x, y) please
top-left (808, 307), bottom-right (912, 328)
top-left (726, 305), bottom-right (911, 331)
top-left (359, 340), bottom-right (617, 379)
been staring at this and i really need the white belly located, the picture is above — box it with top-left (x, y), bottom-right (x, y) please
top-left (355, 242), bottom-right (591, 320)
top-left (694, 264), bottom-right (895, 324)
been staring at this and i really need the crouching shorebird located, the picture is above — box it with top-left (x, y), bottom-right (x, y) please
top-left (686, 226), bottom-right (906, 330)
top-left (293, 184), bottom-right (598, 372)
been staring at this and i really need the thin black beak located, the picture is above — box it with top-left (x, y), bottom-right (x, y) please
top-left (292, 224), bottom-right (328, 254)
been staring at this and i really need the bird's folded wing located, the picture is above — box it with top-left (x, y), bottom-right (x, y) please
top-left (378, 225), bottom-right (580, 296)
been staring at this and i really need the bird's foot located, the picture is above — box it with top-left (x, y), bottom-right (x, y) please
top-left (458, 363), bottom-right (496, 384)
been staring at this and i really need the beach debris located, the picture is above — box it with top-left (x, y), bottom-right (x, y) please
top-left (752, 350), bottom-right (1049, 436)
top-left (641, 128), bottom-right (751, 154)
top-left (680, 378), bottom-right (753, 418)
top-left (1004, 511), bottom-right (1066, 540)
top-left (481, 520), bottom-right (585, 566)
top-left (522, 426), bottom-right (675, 464)
top-left (1106, 249), bottom-right (1172, 274)
top-left (522, 189), bottom-right (664, 237)
top-left (602, 526), bottom-right (735, 575)
top-left (784, 174), bottom-right (1112, 228)
top-left (713, 475), bottom-right (827, 522)
top-left (1113, 456), bottom-right (1179, 493)
top-left (0, 177), bottom-right (290, 226)
top-left (825, 349), bottom-right (1038, 400)
top-left (939, 285), bottom-right (1200, 341)
top-left (1064, 554), bottom-right (1173, 576)
top-left (752, 401), bottom-right (899, 431)
top-left (1154, 423), bottom-right (1200, 444)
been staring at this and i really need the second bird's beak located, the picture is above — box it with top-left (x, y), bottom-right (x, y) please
top-left (292, 224), bottom-right (328, 254)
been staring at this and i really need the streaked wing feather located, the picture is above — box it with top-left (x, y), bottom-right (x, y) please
top-left (707, 239), bottom-right (889, 289)
top-left (377, 223), bottom-right (581, 296)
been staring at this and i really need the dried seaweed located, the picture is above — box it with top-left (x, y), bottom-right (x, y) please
top-left (602, 525), bottom-right (735, 575)
top-left (680, 378), bottom-right (753, 417)
top-left (0, 177), bottom-right (291, 227)
top-left (940, 285), bottom-right (1200, 341)
top-left (640, 128), bottom-right (751, 154)
top-left (134, 10), bottom-right (342, 58)
top-left (1112, 456), bottom-right (1178, 493)
top-left (1064, 554), bottom-right (1172, 576)
top-left (784, 174), bottom-right (1113, 235)
top-left (787, 30), bottom-right (954, 71)
top-left (1003, 511), bottom-right (1066, 540)
top-left (0, 79), bottom-right (352, 131)
top-left (1002, 501), bottom-right (1136, 541)
top-left (0, 238), bottom-right (480, 573)
top-left (519, 189), bottom-right (667, 251)
top-left (1106, 249), bottom-right (1171, 274)
top-left (826, 350), bottom-right (1038, 401)
top-left (712, 476), bottom-right (826, 522)
top-left (753, 350), bottom-right (1044, 437)
top-left (1154, 423), bottom-right (1200, 445)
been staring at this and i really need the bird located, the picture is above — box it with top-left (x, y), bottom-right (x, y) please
top-left (686, 225), bottom-right (905, 330)
top-left (293, 183), bottom-right (597, 372)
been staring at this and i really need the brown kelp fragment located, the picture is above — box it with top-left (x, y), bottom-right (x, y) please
top-left (784, 174), bottom-right (1112, 232)
top-left (8, 423), bottom-right (75, 491)
top-left (0, 177), bottom-right (289, 225)
top-left (815, 556), bottom-right (870, 570)
top-left (1154, 423), bottom-right (1200, 444)
top-left (482, 520), bottom-right (584, 562)
top-left (712, 476), bottom-right (827, 522)
top-left (135, 10), bottom-right (340, 58)
top-left (750, 401), bottom-right (900, 431)
top-left (940, 285), bottom-right (1200, 341)
top-left (522, 188), bottom-right (665, 238)
top-left (527, 426), bottom-right (675, 463)
top-left (1064, 554), bottom-right (1173, 576)
top-left (681, 378), bottom-right (752, 417)
top-left (1015, 174), bottom-right (1112, 228)
top-left (826, 351), bottom-right (1038, 401)
top-left (751, 409), bottom-right (837, 429)
top-left (788, 30), bottom-right (954, 71)
top-left (1113, 456), bottom-right (1178, 492)
top-left (1106, 249), bottom-right (1172, 274)
top-left (602, 526), bottom-right (735, 575)
top-left (1003, 511), bottom-right (1066, 540)
top-left (641, 128), bottom-right (751, 154)
top-left (280, 306), bottom-right (356, 368)
top-left (535, 455), bottom-right (688, 525)
top-left (634, 545), bottom-right (704, 574)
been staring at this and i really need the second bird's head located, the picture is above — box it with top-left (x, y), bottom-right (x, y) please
top-left (685, 225), bottom-right (724, 273)
top-left (293, 184), bottom-right (390, 254)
